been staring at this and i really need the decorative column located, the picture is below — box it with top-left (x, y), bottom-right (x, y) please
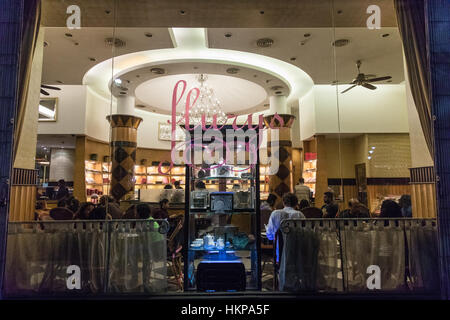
top-left (264, 108), bottom-right (295, 209)
top-left (107, 95), bottom-right (142, 201)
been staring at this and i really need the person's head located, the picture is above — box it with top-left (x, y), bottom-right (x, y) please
top-left (136, 203), bottom-right (151, 219)
top-left (164, 184), bottom-right (173, 189)
top-left (58, 179), bottom-right (66, 187)
top-left (99, 195), bottom-right (109, 206)
top-left (299, 178), bottom-right (305, 184)
top-left (68, 197), bottom-right (80, 213)
top-left (380, 199), bottom-right (402, 218)
top-left (36, 200), bottom-right (47, 210)
top-left (299, 199), bottom-right (310, 210)
top-left (324, 192), bottom-right (334, 204)
top-left (195, 181), bottom-right (206, 190)
top-left (77, 202), bottom-right (95, 219)
top-left (89, 206), bottom-right (107, 220)
top-left (174, 180), bottom-right (181, 188)
top-left (57, 198), bottom-right (68, 208)
top-left (282, 193), bottom-right (299, 208)
top-left (160, 198), bottom-right (169, 210)
top-left (348, 198), bottom-right (360, 208)
top-left (399, 194), bottom-right (412, 208)
top-left (123, 204), bottom-right (137, 219)
top-left (266, 193), bottom-right (277, 208)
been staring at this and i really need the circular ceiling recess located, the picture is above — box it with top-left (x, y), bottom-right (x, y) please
top-left (135, 73), bottom-right (268, 115)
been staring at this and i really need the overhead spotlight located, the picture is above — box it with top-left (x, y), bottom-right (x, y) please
top-left (89, 57), bottom-right (96, 62)
top-left (382, 33), bottom-right (390, 38)
top-left (290, 57), bottom-right (297, 61)
top-left (179, 10), bottom-right (186, 15)
top-left (226, 67), bottom-right (240, 74)
top-left (145, 33), bottom-right (153, 38)
top-left (65, 33), bottom-right (73, 37)
top-left (260, 10), bottom-right (265, 15)
top-left (224, 33), bottom-right (232, 38)
top-left (150, 67), bottom-right (165, 74)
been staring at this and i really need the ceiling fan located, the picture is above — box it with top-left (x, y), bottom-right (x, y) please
top-left (341, 60), bottom-right (392, 94)
top-left (40, 84), bottom-right (61, 96)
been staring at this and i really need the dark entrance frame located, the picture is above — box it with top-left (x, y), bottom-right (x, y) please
top-left (0, 0), bottom-right (449, 299)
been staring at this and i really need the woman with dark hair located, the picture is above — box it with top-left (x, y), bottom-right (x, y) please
top-left (380, 199), bottom-right (402, 218)
top-left (299, 199), bottom-right (310, 211)
top-left (89, 206), bottom-right (112, 220)
top-left (75, 202), bottom-right (95, 220)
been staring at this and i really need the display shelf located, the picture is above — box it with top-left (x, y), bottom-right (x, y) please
top-left (185, 158), bottom-right (261, 291)
top-left (303, 155), bottom-right (317, 197)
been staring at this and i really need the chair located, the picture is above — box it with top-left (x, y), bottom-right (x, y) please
top-left (302, 206), bottom-right (323, 218)
top-left (167, 215), bottom-right (184, 291)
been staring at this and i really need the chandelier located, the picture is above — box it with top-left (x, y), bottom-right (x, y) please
top-left (177, 74), bottom-right (228, 126)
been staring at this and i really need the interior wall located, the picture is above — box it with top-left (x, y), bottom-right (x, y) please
top-left (49, 148), bottom-right (75, 182)
top-left (366, 133), bottom-right (411, 178)
top-left (311, 85), bottom-right (410, 135)
top-left (38, 85), bottom-right (87, 135)
top-left (14, 28), bottom-right (45, 169)
top-left (325, 138), bottom-right (356, 178)
top-left (299, 89), bottom-right (316, 141)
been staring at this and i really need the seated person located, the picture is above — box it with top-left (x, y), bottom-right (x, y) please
top-left (174, 180), bottom-right (183, 190)
top-left (67, 196), bottom-right (80, 214)
top-left (379, 199), bottom-right (402, 218)
top-left (49, 198), bottom-right (74, 220)
top-left (298, 199), bottom-right (310, 211)
top-left (99, 195), bottom-right (123, 219)
top-left (74, 202), bottom-right (95, 220)
top-left (266, 193), bottom-right (305, 262)
top-left (152, 199), bottom-right (170, 220)
top-left (260, 193), bottom-right (276, 231)
top-left (89, 206), bottom-right (112, 220)
top-left (321, 192), bottom-right (339, 218)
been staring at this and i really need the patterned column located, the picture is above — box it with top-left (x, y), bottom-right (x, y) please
top-left (107, 114), bottom-right (142, 201)
top-left (264, 114), bottom-right (295, 209)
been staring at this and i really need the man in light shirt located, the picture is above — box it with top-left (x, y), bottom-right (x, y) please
top-left (266, 193), bottom-right (305, 262)
top-left (294, 178), bottom-right (311, 202)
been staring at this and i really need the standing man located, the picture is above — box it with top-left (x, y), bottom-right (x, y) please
top-left (294, 178), bottom-right (311, 202)
top-left (321, 192), bottom-right (339, 218)
top-left (56, 179), bottom-right (69, 200)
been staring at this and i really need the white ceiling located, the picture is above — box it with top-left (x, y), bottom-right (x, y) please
top-left (135, 73), bottom-right (268, 115)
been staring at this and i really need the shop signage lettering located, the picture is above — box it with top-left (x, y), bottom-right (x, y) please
top-left (366, 5), bottom-right (381, 30)
top-left (156, 80), bottom-right (285, 175)
top-left (366, 265), bottom-right (381, 289)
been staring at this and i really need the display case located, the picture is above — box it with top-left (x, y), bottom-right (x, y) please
top-left (184, 163), bottom-right (261, 291)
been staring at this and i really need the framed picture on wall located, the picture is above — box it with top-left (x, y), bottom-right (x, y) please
top-left (38, 98), bottom-right (58, 122)
top-left (158, 122), bottom-right (185, 141)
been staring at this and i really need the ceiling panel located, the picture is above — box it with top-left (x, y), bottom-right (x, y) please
top-left (42, 27), bottom-right (174, 84)
top-left (42, 0), bottom-right (397, 28)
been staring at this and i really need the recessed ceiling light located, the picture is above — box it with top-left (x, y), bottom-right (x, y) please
top-left (332, 39), bottom-right (350, 47)
top-left (65, 33), bottom-right (73, 37)
top-left (119, 91), bottom-right (127, 95)
top-left (136, 75), bottom-right (140, 78)
top-left (105, 10), bottom-right (111, 14)
top-left (193, 66), bottom-right (199, 70)
top-left (105, 37), bottom-right (126, 48)
top-left (304, 33), bottom-right (311, 38)
top-left (257, 38), bottom-right (274, 48)
top-left (337, 10), bottom-right (343, 14)
top-left (150, 67), bottom-right (165, 74)
top-left (89, 57), bottom-right (96, 62)
top-left (260, 10), bottom-right (265, 15)
top-left (253, 75), bottom-right (258, 78)
top-left (179, 10), bottom-right (186, 15)
top-left (56, 80), bottom-right (63, 84)
top-left (225, 33), bottom-right (232, 38)
top-left (44, 41), bottom-right (49, 47)
top-left (74, 42), bottom-right (79, 46)
top-left (226, 67), bottom-right (240, 74)
top-left (271, 85), bottom-right (284, 91)
top-left (382, 33), bottom-right (390, 38)
top-left (275, 91), bottom-right (282, 95)
top-left (114, 78), bottom-right (122, 86)
top-left (290, 57), bottom-right (296, 61)
top-left (145, 33), bottom-right (153, 38)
